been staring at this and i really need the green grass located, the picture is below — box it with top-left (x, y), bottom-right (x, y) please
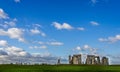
top-left (0, 64), bottom-right (120, 72)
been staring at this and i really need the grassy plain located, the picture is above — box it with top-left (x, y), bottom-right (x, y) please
top-left (0, 64), bottom-right (120, 72)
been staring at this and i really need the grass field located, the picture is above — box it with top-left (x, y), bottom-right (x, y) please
top-left (0, 64), bottom-right (120, 72)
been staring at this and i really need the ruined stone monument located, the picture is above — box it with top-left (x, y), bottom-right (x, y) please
top-left (86, 55), bottom-right (95, 64)
top-left (57, 58), bottom-right (61, 64)
top-left (102, 57), bottom-right (109, 65)
top-left (85, 55), bottom-right (101, 65)
top-left (69, 54), bottom-right (81, 64)
top-left (95, 56), bottom-right (101, 64)
top-left (69, 55), bottom-right (72, 64)
top-left (69, 54), bottom-right (109, 65)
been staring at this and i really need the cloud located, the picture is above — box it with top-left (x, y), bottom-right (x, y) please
top-left (90, 21), bottom-right (99, 26)
top-left (0, 8), bottom-right (17, 29)
top-left (0, 40), bottom-right (8, 47)
top-left (4, 18), bottom-right (17, 27)
top-left (47, 41), bottom-right (64, 46)
top-left (107, 54), bottom-right (120, 64)
top-left (14, 0), bottom-right (20, 3)
top-left (75, 46), bottom-right (81, 51)
top-left (0, 28), bottom-right (25, 42)
top-left (91, 0), bottom-right (98, 4)
top-left (32, 24), bottom-right (42, 28)
top-left (38, 41), bottom-right (45, 45)
top-left (0, 46), bottom-right (59, 64)
top-left (52, 22), bottom-right (74, 30)
top-left (0, 50), bottom-right (8, 55)
top-left (30, 29), bottom-right (40, 34)
top-left (99, 35), bottom-right (120, 43)
top-left (29, 45), bottom-right (47, 49)
top-left (36, 41), bottom-right (64, 46)
top-left (32, 52), bottom-right (51, 57)
top-left (30, 28), bottom-right (46, 37)
top-left (0, 40), bottom-right (60, 64)
top-left (0, 41), bottom-right (57, 64)
top-left (0, 46), bottom-right (30, 57)
top-left (90, 0), bottom-right (108, 5)
top-left (30, 41), bottom-right (63, 50)
top-left (83, 44), bottom-right (90, 49)
top-left (52, 22), bottom-right (86, 31)
top-left (5, 46), bottom-right (30, 57)
top-left (99, 38), bottom-right (108, 42)
top-left (0, 8), bottom-right (9, 19)
top-left (83, 44), bottom-right (98, 55)
top-left (74, 44), bottom-right (98, 55)
top-left (0, 18), bottom-right (17, 28)
top-left (0, 41), bottom-right (65, 64)
top-left (77, 27), bottom-right (85, 31)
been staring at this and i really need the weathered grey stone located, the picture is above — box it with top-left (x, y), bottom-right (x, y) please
top-left (69, 54), bottom-right (81, 64)
top-left (102, 57), bottom-right (109, 65)
top-left (69, 54), bottom-right (109, 65)
top-left (57, 58), bottom-right (60, 64)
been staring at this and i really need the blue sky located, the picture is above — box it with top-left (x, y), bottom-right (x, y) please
top-left (0, 0), bottom-right (120, 64)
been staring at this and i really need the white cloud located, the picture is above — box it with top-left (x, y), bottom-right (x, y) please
top-left (0, 20), bottom-right (16, 29)
top-left (38, 41), bottom-right (45, 45)
top-left (107, 54), bottom-right (120, 64)
top-left (0, 40), bottom-right (59, 64)
top-left (4, 20), bottom-right (16, 27)
top-left (0, 8), bottom-right (17, 29)
top-left (99, 35), bottom-right (120, 43)
top-left (0, 8), bottom-right (9, 19)
top-left (0, 39), bottom-right (65, 64)
top-left (0, 40), bottom-right (8, 47)
top-left (52, 22), bottom-right (85, 31)
top-left (83, 44), bottom-right (90, 49)
top-left (39, 45), bottom-right (47, 49)
top-left (40, 52), bottom-right (51, 57)
top-left (83, 45), bottom-right (98, 55)
top-left (0, 24), bottom-right (8, 29)
top-left (30, 28), bottom-right (46, 37)
top-left (0, 28), bottom-right (25, 42)
top-left (33, 24), bottom-right (41, 28)
top-left (47, 41), bottom-right (64, 46)
top-left (75, 46), bottom-right (81, 51)
top-left (77, 27), bottom-right (85, 31)
top-left (98, 38), bottom-right (108, 42)
top-left (90, 21), bottom-right (99, 26)
top-left (4, 46), bottom-right (29, 57)
top-left (30, 29), bottom-right (40, 34)
top-left (52, 22), bottom-right (73, 30)
top-left (0, 50), bottom-right (8, 55)
top-left (0, 18), bottom-right (17, 28)
top-left (29, 45), bottom-right (47, 49)
top-left (90, 0), bottom-right (108, 5)
top-left (14, 0), bottom-right (20, 3)
top-left (32, 52), bottom-right (51, 57)
top-left (74, 44), bottom-right (98, 55)
top-left (35, 40), bottom-right (64, 46)
top-left (5, 21), bottom-right (15, 27)
top-left (91, 0), bottom-right (98, 4)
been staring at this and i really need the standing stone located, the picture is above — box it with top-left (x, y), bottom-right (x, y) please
top-left (69, 54), bottom-right (81, 64)
top-left (86, 55), bottom-right (95, 64)
top-left (73, 55), bottom-right (78, 64)
top-left (57, 59), bottom-right (60, 64)
top-left (78, 54), bottom-right (81, 64)
top-left (94, 56), bottom-right (101, 64)
top-left (69, 55), bottom-right (72, 64)
top-left (102, 57), bottom-right (109, 65)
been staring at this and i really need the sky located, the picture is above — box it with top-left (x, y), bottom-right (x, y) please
top-left (0, 0), bottom-right (120, 64)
